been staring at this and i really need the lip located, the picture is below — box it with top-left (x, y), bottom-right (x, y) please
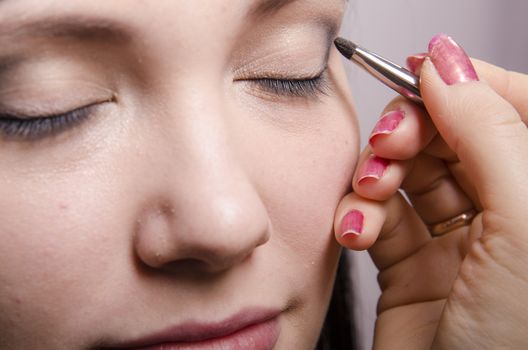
top-left (103, 308), bottom-right (281, 350)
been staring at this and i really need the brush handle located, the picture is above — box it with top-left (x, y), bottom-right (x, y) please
top-left (352, 46), bottom-right (423, 104)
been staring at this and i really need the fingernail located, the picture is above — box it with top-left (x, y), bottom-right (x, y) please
top-left (428, 34), bottom-right (479, 85)
top-left (340, 210), bottom-right (364, 237)
top-left (406, 53), bottom-right (428, 75)
top-left (369, 110), bottom-right (405, 145)
top-left (357, 155), bottom-right (390, 183)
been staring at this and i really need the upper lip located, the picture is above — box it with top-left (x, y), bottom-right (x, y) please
top-left (104, 307), bottom-right (281, 348)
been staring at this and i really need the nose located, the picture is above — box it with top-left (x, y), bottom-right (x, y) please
top-left (135, 181), bottom-right (271, 274)
top-left (133, 90), bottom-right (271, 275)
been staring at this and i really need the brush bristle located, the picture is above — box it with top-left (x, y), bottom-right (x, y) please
top-left (334, 37), bottom-right (357, 59)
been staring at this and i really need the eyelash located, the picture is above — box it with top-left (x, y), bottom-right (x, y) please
top-left (0, 104), bottom-right (96, 141)
top-left (247, 70), bottom-right (330, 98)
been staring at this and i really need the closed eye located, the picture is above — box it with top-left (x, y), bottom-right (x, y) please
top-left (0, 103), bottom-right (101, 141)
top-left (253, 75), bottom-right (329, 98)
top-left (240, 67), bottom-right (330, 99)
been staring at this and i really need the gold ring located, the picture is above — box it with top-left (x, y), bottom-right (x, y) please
top-left (428, 209), bottom-right (478, 237)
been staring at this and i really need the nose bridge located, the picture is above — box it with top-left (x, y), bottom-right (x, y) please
top-left (180, 81), bottom-right (235, 173)
top-left (166, 77), bottom-right (243, 194)
top-left (134, 78), bottom-right (271, 273)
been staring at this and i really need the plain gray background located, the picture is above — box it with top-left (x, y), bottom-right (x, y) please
top-left (340, 1), bottom-right (528, 349)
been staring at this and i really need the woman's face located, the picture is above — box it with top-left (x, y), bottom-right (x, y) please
top-left (0, 1), bottom-right (358, 349)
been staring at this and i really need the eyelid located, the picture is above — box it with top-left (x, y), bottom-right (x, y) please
top-left (240, 66), bottom-right (331, 100)
top-left (0, 79), bottom-right (117, 119)
top-left (0, 99), bottom-right (112, 141)
top-left (234, 63), bottom-right (327, 81)
top-left (0, 94), bottom-right (115, 119)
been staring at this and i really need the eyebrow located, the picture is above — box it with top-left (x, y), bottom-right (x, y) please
top-left (0, 14), bottom-right (132, 75)
top-left (0, 15), bottom-right (132, 45)
top-left (251, 0), bottom-right (299, 16)
top-left (253, 0), bottom-right (346, 16)
top-left (251, 0), bottom-right (344, 36)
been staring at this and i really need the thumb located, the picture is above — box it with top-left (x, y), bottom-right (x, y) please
top-left (420, 35), bottom-right (528, 220)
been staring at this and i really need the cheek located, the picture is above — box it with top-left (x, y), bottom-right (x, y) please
top-left (0, 110), bottom-right (135, 335)
top-left (0, 156), bottom-right (125, 343)
top-left (237, 98), bottom-right (359, 267)
top-left (237, 97), bottom-right (359, 345)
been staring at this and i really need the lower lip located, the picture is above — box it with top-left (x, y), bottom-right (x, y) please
top-left (135, 317), bottom-right (280, 350)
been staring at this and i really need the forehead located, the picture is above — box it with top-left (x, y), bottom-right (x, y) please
top-left (0, 0), bottom-right (346, 55)
top-left (0, 0), bottom-right (346, 21)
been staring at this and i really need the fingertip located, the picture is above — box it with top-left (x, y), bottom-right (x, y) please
top-left (334, 193), bottom-right (386, 251)
top-left (352, 155), bottom-right (409, 202)
top-left (419, 57), bottom-right (451, 126)
top-left (368, 109), bottom-right (406, 147)
top-left (368, 102), bottom-right (436, 161)
top-left (420, 57), bottom-right (448, 92)
top-left (406, 52), bottom-right (428, 75)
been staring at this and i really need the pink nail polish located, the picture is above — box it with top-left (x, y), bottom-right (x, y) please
top-left (428, 34), bottom-right (479, 85)
top-left (358, 155), bottom-right (390, 183)
top-left (340, 210), bottom-right (364, 237)
top-left (406, 53), bottom-right (428, 75)
top-left (369, 110), bottom-right (405, 144)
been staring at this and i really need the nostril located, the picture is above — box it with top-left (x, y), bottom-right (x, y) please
top-left (158, 259), bottom-right (218, 276)
top-left (156, 252), bottom-right (255, 276)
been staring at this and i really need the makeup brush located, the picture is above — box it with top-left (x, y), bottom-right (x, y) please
top-left (334, 37), bottom-right (423, 104)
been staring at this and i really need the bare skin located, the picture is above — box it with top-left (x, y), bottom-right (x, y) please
top-left (0, 1), bottom-right (358, 349)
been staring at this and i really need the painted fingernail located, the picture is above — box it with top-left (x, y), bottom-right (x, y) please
top-left (406, 53), bottom-right (428, 75)
top-left (369, 110), bottom-right (405, 145)
top-left (357, 155), bottom-right (390, 184)
top-left (340, 210), bottom-right (364, 237)
top-left (428, 34), bottom-right (479, 85)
